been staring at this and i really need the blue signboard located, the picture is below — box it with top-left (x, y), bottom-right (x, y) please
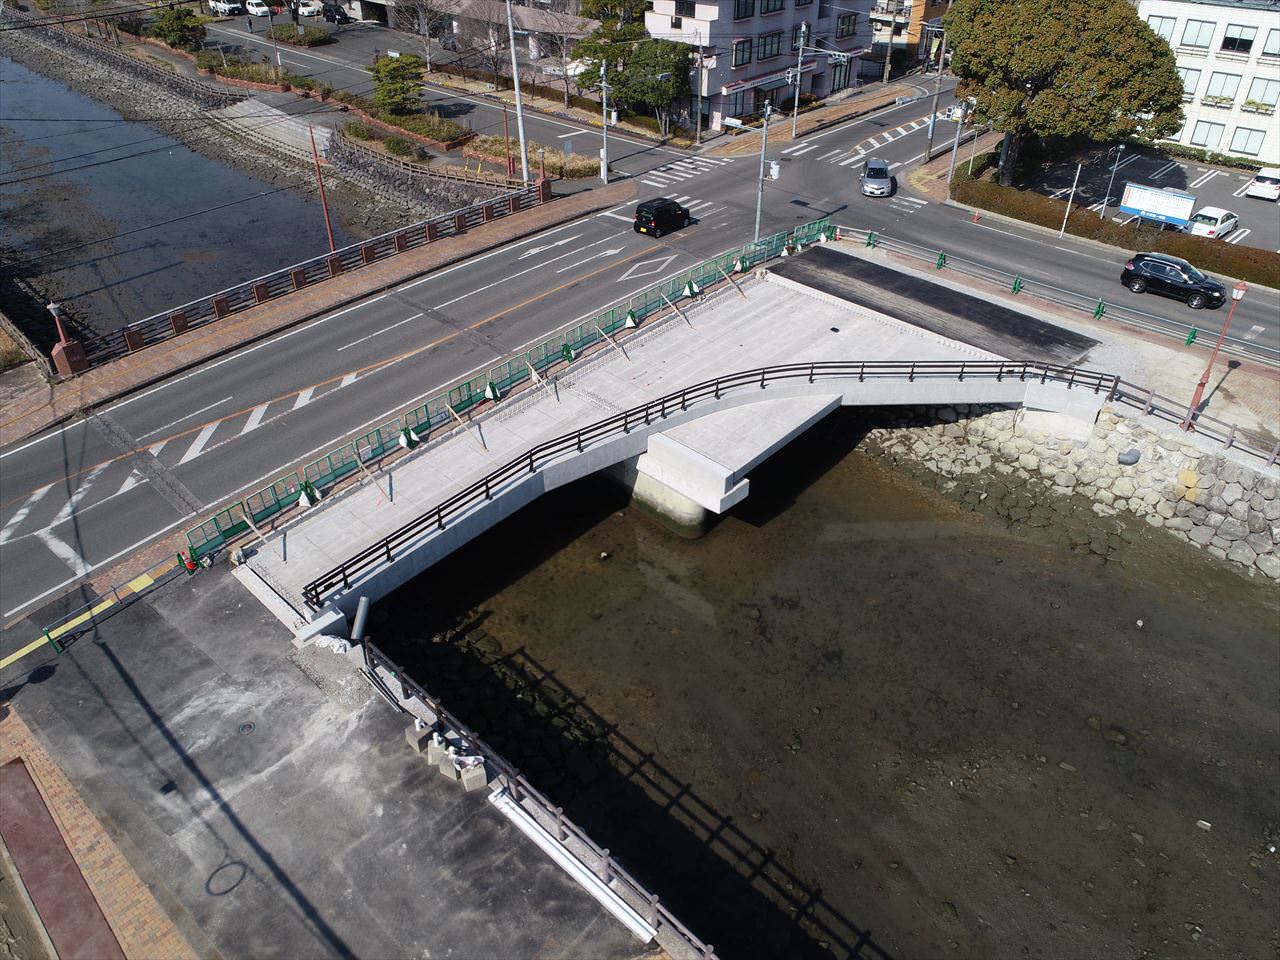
top-left (1118, 182), bottom-right (1195, 227)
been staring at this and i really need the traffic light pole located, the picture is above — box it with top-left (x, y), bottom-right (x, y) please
top-left (924, 30), bottom-right (947, 159)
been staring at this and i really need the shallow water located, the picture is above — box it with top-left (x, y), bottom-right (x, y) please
top-left (373, 413), bottom-right (1279, 957)
top-left (0, 56), bottom-right (353, 334)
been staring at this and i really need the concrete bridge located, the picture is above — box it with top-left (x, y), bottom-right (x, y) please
top-left (237, 249), bottom-right (1112, 638)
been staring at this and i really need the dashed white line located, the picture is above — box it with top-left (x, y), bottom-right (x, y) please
top-left (335, 313), bottom-right (423, 352)
top-left (241, 403), bottom-right (269, 436)
top-left (292, 387), bottom-right (315, 411)
top-left (138, 396), bottom-right (234, 440)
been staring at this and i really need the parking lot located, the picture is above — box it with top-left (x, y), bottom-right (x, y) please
top-left (1031, 150), bottom-right (1278, 253)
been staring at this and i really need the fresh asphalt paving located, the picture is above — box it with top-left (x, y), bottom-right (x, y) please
top-left (4, 81), bottom-right (1278, 638)
top-left (1030, 149), bottom-right (1279, 252)
top-left (0, 563), bottom-right (643, 959)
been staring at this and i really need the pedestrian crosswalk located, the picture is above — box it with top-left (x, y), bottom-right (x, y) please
top-left (797, 113), bottom-right (947, 168)
top-left (639, 155), bottom-right (735, 189)
top-left (670, 194), bottom-right (720, 218)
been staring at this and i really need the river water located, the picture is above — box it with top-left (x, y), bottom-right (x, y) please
top-left (371, 409), bottom-right (1279, 960)
top-left (0, 55), bottom-right (354, 336)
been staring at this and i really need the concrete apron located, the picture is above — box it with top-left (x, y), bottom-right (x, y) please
top-left (241, 369), bottom-right (1107, 641)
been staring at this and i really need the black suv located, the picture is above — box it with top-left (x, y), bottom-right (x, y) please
top-left (1120, 252), bottom-right (1226, 309)
top-left (633, 198), bottom-right (690, 238)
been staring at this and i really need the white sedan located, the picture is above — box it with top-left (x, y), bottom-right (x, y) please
top-left (297, 0), bottom-right (323, 15)
top-left (1184, 206), bottom-right (1240, 240)
top-left (245, 0), bottom-right (271, 14)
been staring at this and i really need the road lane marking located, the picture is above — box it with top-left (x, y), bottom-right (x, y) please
top-left (555, 247), bottom-right (624, 273)
top-left (641, 179), bottom-right (665, 187)
top-left (177, 423), bottom-right (219, 465)
top-left (600, 210), bottom-right (636, 221)
top-left (36, 529), bottom-right (92, 577)
top-left (241, 403), bottom-right (269, 435)
top-left (340, 371), bottom-right (359, 388)
top-left (838, 154), bottom-right (862, 166)
top-left (335, 313), bottom-right (423, 352)
top-left (292, 386), bottom-right (315, 410)
top-left (138, 396), bottom-right (234, 440)
top-left (816, 149), bottom-right (843, 161)
top-left (1150, 160), bottom-right (1179, 179)
top-left (1189, 170), bottom-right (1223, 188)
top-left (115, 469), bottom-right (145, 497)
top-left (435, 239), bottom-right (620, 308)
top-left (1225, 228), bottom-right (1250, 244)
top-left (556, 130), bottom-right (584, 138)
top-left (0, 484), bottom-right (52, 545)
top-left (1233, 181), bottom-right (1252, 197)
top-left (1244, 325), bottom-right (1265, 341)
top-left (50, 464), bottom-right (109, 525)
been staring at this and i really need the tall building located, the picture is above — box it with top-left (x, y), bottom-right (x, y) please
top-left (865, 0), bottom-right (951, 81)
top-left (1137, 0), bottom-right (1280, 164)
top-left (644, 0), bottom-right (873, 131)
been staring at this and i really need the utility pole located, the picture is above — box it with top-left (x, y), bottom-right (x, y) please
top-left (881, 0), bottom-right (900, 84)
top-left (600, 60), bottom-right (611, 184)
top-left (790, 21), bottom-right (807, 139)
top-left (924, 29), bottom-right (947, 159)
top-left (754, 100), bottom-right (773, 243)
top-left (267, 8), bottom-right (282, 76)
top-left (946, 109), bottom-right (963, 183)
top-left (694, 29), bottom-right (704, 147)
top-left (504, 0), bottom-right (530, 182)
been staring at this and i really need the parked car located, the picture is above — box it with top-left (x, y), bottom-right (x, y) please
top-left (860, 158), bottom-right (892, 197)
top-left (1121, 252), bottom-right (1226, 309)
top-left (1244, 167), bottom-right (1280, 201)
top-left (208, 0), bottom-right (244, 14)
top-left (322, 3), bottom-right (352, 21)
top-left (633, 198), bottom-right (690, 238)
top-left (1184, 206), bottom-right (1240, 240)
top-left (296, 0), bottom-right (322, 15)
top-left (245, 0), bottom-right (271, 14)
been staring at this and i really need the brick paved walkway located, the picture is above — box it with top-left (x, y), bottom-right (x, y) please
top-left (0, 706), bottom-right (200, 960)
top-left (0, 181), bottom-right (637, 448)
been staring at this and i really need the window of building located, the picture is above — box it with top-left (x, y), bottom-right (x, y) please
top-left (675, 0), bottom-right (695, 15)
top-left (836, 12), bottom-right (857, 38)
top-left (1264, 28), bottom-right (1280, 57)
top-left (727, 90), bottom-right (750, 116)
top-left (1221, 24), bottom-right (1256, 53)
top-left (1146, 14), bottom-right (1175, 41)
top-left (1181, 19), bottom-right (1215, 47)
top-left (1204, 71), bottom-right (1241, 102)
top-left (830, 57), bottom-right (850, 91)
top-left (1189, 120), bottom-right (1224, 148)
top-left (796, 0), bottom-right (813, 7)
top-left (758, 30), bottom-right (784, 59)
top-left (733, 0), bottom-right (754, 19)
top-left (792, 21), bottom-right (807, 49)
top-left (1230, 126), bottom-right (1265, 155)
top-left (761, 0), bottom-right (784, 12)
top-left (732, 37), bottom-right (752, 66)
top-left (1247, 76), bottom-right (1280, 106)
top-left (671, 15), bottom-right (683, 27)
top-left (1177, 66), bottom-right (1201, 98)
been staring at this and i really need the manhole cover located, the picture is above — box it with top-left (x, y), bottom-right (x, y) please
top-left (238, 721), bottom-right (256, 736)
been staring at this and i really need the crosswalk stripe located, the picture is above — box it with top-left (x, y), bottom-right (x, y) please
top-left (838, 155), bottom-right (861, 166)
top-left (640, 179), bottom-right (665, 187)
top-left (898, 196), bottom-right (928, 206)
top-left (177, 423), bottom-right (219, 465)
top-left (1226, 228), bottom-right (1250, 244)
top-left (50, 464), bottom-right (110, 525)
top-left (894, 126), bottom-right (908, 136)
top-left (688, 200), bottom-right (714, 211)
top-left (241, 403), bottom-right (269, 436)
top-left (866, 137), bottom-right (881, 148)
top-left (0, 484), bottom-right (52, 545)
top-left (816, 149), bottom-right (843, 160)
top-left (673, 195), bottom-right (693, 203)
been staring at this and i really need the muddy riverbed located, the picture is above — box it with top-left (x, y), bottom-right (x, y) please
top-left (371, 409), bottom-right (1279, 959)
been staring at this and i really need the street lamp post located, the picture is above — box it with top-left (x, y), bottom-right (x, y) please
top-left (790, 22), bottom-right (807, 139)
top-left (754, 101), bottom-right (773, 242)
top-left (504, 0), bottom-right (530, 182)
top-left (1183, 281), bottom-right (1248, 429)
top-left (266, 8), bottom-right (282, 76)
top-left (1100, 144), bottom-right (1124, 220)
top-left (599, 61), bottom-right (611, 184)
top-left (923, 28), bottom-right (947, 159)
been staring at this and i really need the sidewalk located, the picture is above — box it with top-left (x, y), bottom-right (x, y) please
top-left (0, 181), bottom-right (637, 448)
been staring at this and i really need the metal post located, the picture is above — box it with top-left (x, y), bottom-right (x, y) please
top-left (790, 22), bottom-right (807, 139)
top-left (309, 125), bottom-right (335, 253)
top-left (1101, 144), bottom-right (1124, 220)
top-left (968, 120), bottom-right (979, 174)
top-left (946, 112), bottom-right (963, 182)
top-left (1184, 282), bottom-right (1247, 429)
top-left (753, 101), bottom-right (772, 243)
top-left (924, 31), bottom-right (947, 158)
top-left (1058, 161), bottom-right (1081, 238)
top-left (267, 9), bottom-right (282, 75)
top-left (600, 61), bottom-right (610, 184)
top-left (504, 0), bottom-right (530, 182)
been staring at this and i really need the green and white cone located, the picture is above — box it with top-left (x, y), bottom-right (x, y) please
top-left (735, 257), bottom-right (749, 273)
top-left (561, 343), bottom-right (576, 363)
top-left (399, 426), bottom-right (418, 450)
top-left (624, 309), bottom-right (638, 329)
top-left (484, 380), bottom-right (501, 402)
top-left (683, 279), bottom-right (700, 298)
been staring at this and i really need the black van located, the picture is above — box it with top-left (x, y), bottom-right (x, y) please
top-left (634, 198), bottom-right (691, 237)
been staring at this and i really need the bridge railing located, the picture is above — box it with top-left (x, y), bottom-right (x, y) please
top-left (183, 217), bottom-right (834, 562)
top-left (842, 227), bottom-right (1280, 369)
top-left (299, 360), bottom-right (1124, 606)
top-left (362, 640), bottom-right (719, 959)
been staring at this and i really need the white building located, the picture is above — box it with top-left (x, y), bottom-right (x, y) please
top-left (1137, 0), bottom-right (1280, 164)
top-left (644, 0), bottom-right (873, 132)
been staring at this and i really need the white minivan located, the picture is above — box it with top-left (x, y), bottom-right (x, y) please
top-left (1244, 167), bottom-right (1280, 201)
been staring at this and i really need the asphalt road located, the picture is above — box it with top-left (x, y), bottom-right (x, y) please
top-left (3, 76), bottom-right (1278, 636)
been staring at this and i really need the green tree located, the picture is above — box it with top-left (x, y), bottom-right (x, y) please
top-left (370, 54), bottom-right (425, 115)
top-left (615, 40), bottom-right (691, 138)
top-left (147, 8), bottom-right (206, 51)
top-left (944, 0), bottom-right (1183, 185)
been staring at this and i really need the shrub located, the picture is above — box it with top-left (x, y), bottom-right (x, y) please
top-left (344, 121), bottom-right (374, 140)
top-left (467, 135), bottom-right (598, 178)
top-left (383, 136), bottom-right (412, 156)
top-left (951, 156), bottom-right (1279, 286)
top-left (1125, 139), bottom-right (1263, 173)
top-left (145, 7), bottom-right (205, 51)
top-left (267, 24), bottom-right (332, 47)
top-left (362, 101), bottom-right (468, 143)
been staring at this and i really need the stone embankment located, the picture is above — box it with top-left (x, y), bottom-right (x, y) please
top-left (325, 132), bottom-right (505, 213)
top-left (861, 404), bottom-right (1280, 581)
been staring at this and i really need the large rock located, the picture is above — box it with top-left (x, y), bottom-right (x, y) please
top-left (1220, 482), bottom-right (1245, 506)
top-left (1188, 525), bottom-right (1215, 546)
top-left (1217, 516), bottom-right (1249, 541)
top-left (1165, 516), bottom-right (1193, 532)
top-left (1227, 541), bottom-right (1258, 566)
top-left (1256, 553), bottom-right (1280, 579)
top-left (1112, 476), bottom-right (1137, 499)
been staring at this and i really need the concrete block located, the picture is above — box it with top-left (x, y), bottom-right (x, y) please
top-left (405, 724), bottom-right (433, 753)
top-left (426, 734), bottom-right (448, 765)
top-left (459, 761), bottom-right (488, 792)
top-left (437, 748), bottom-right (461, 782)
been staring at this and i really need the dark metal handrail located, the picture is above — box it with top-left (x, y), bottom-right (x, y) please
top-left (302, 360), bottom-right (1123, 606)
top-left (362, 641), bottom-right (718, 959)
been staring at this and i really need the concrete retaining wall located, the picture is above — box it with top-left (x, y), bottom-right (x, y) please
top-left (861, 403), bottom-right (1280, 581)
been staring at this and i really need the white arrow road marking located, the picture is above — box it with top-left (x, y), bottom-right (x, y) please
top-left (555, 248), bottom-right (625, 274)
top-left (0, 484), bottom-right (52, 545)
top-left (517, 234), bottom-right (581, 260)
top-left (177, 423), bottom-right (219, 465)
top-left (241, 403), bottom-right (269, 436)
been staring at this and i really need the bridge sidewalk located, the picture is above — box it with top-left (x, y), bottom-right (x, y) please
top-left (0, 181), bottom-right (637, 450)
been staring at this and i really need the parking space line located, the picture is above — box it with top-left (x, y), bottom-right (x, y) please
top-left (1189, 170), bottom-right (1224, 189)
top-left (1226, 228), bottom-right (1251, 244)
top-left (1150, 160), bottom-right (1179, 179)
